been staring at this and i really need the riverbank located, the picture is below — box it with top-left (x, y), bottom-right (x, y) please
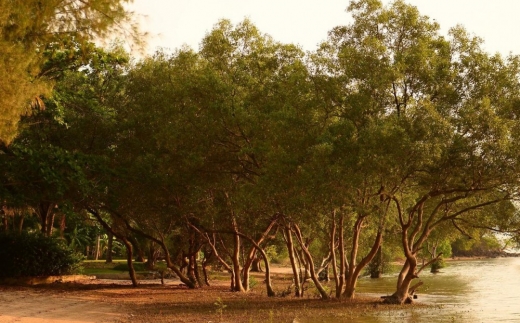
top-left (0, 279), bottom-right (432, 323)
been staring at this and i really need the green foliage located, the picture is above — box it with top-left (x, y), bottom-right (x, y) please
top-left (0, 0), bottom-right (140, 144)
top-left (430, 258), bottom-right (446, 272)
top-left (214, 297), bottom-right (227, 322)
top-left (0, 232), bottom-right (83, 278)
top-left (452, 234), bottom-right (504, 257)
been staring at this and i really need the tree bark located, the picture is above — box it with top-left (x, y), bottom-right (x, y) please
top-left (94, 235), bottom-right (101, 260)
top-left (231, 231), bottom-right (245, 292)
top-left (105, 232), bottom-right (113, 263)
top-left (121, 236), bottom-right (138, 287)
top-left (36, 202), bottom-right (55, 237)
top-left (241, 217), bottom-right (276, 290)
top-left (284, 226), bottom-right (302, 297)
top-left (330, 212), bottom-right (341, 298)
top-left (292, 223), bottom-right (329, 299)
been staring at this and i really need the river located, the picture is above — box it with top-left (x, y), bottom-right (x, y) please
top-left (316, 257), bottom-right (520, 322)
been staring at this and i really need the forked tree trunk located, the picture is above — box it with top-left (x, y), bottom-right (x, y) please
top-left (36, 202), bottom-right (55, 237)
top-left (241, 218), bottom-right (276, 290)
top-left (87, 207), bottom-right (195, 288)
top-left (231, 231), bottom-right (245, 292)
top-left (284, 226), bottom-right (302, 297)
top-left (342, 216), bottom-right (383, 299)
top-left (235, 232), bottom-right (275, 297)
top-left (292, 224), bottom-right (329, 299)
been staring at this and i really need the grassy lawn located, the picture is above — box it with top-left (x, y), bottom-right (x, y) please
top-left (81, 260), bottom-right (169, 277)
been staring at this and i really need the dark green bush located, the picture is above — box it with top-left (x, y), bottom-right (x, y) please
top-left (0, 232), bottom-right (83, 278)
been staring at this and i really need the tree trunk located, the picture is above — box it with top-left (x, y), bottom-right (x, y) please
top-left (121, 237), bottom-right (138, 287)
top-left (231, 231), bottom-right (245, 292)
top-left (342, 217), bottom-right (382, 299)
top-left (36, 202), bottom-right (55, 237)
top-left (94, 235), bottom-right (101, 260)
top-left (18, 213), bottom-right (24, 233)
top-left (251, 257), bottom-right (263, 272)
top-left (292, 224), bottom-right (329, 299)
top-left (145, 242), bottom-right (157, 270)
top-left (241, 218), bottom-right (276, 290)
top-left (242, 247), bottom-right (256, 290)
top-left (87, 207), bottom-right (194, 287)
top-left (330, 213), bottom-right (341, 298)
top-left (201, 250), bottom-right (211, 286)
top-left (59, 213), bottom-right (66, 239)
top-left (45, 210), bottom-right (56, 237)
top-left (105, 232), bottom-right (113, 263)
top-left (285, 226), bottom-right (302, 297)
top-left (370, 246), bottom-right (383, 278)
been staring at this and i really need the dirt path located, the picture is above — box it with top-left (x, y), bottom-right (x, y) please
top-left (0, 285), bottom-right (130, 323)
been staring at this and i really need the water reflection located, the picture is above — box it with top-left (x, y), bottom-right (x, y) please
top-left (304, 257), bottom-right (520, 322)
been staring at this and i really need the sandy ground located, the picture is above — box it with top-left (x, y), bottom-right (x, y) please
top-left (0, 268), bottom-right (296, 323)
top-left (0, 267), bottom-right (382, 323)
top-left (0, 284), bottom-right (127, 323)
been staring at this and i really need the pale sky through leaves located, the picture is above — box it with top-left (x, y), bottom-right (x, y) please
top-left (129, 0), bottom-right (520, 56)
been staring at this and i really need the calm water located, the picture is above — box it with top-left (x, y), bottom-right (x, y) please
top-left (306, 257), bottom-right (520, 322)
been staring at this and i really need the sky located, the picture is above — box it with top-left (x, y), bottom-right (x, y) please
top-left (128, 0), bottom-right (520, 56)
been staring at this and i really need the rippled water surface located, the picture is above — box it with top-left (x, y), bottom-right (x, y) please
top-left (305, 257), bottom-right (520, 322)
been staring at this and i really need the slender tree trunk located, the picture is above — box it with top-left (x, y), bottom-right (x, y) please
top-left (338, 213), bottom-right (346, 297)
top-left (285, 226), bottom-right (302, 297)
top-left (201, 250), bottom-right (211, 286)
top-left (242, 247), bottom-right (255, 290)
top-left (330, 212), bottom-right (341, 298)
top-left (46, 211), bottom-right (55, 237)
top-left (231, 231), bottom-right (245, 292)
top-left (37, 202), bottom-right (55, 237)
top-left (370, 246), bottom-right (383, 278)
top-left (105, 232), bottom-right (113, 263)
top-left (94, 235), bottom-right (101, 260)
top-left (59, 214), bottom-right (66, 238)
top-left (87, 207), bottom-right (195, 287)
top-left (343, 216), bottom-right (383, 299)
top-left (292, 224), bottom-right (329, 299)
top-left (234, 232), bottom-right (276, 297)
top-left (241, 218), bottom-right (276, 290)
top-left (121, 237), bottom-right (138, 287)
top-left (18, 213), bottom-right (24, 233)
top-left (251, 257), bottom-right (262, 272)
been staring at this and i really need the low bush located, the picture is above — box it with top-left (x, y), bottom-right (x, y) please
top-left (0, 232), bottom-right (83, 278)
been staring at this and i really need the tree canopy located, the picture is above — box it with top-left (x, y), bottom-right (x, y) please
top-left (1, 0), bottom-right (520, 305)
top-left (0, 0), bottom-right (140, 144)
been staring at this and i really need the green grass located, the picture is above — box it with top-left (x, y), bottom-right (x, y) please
top-left (81, 260), bottom-right (168, 276)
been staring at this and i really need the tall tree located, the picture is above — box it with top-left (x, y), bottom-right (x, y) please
top-left (327, 0), bottom-right (520, 303)
top-left (0, 0), bottom-right (140, 144)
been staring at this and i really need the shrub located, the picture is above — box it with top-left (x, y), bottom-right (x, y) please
top-left (0, 232), bottom-right (83, 278)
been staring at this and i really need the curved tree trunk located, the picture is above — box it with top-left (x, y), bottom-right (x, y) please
top-left (121, 236), bottom-right (138, 287)
top-left (241, 217), bottom-right (276, 290)
top-left (235, 232), bottom-right (275, 297)
top-left (292, 223), bottom-right (329, 299)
